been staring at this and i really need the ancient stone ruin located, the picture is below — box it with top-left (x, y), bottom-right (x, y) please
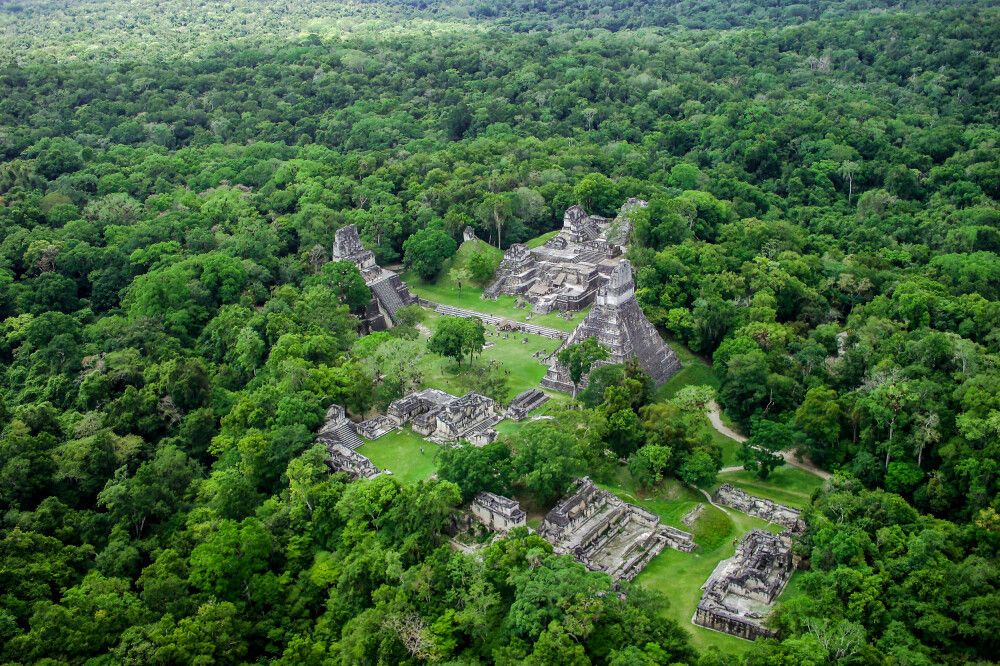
top-left (714, 484), bottom-right (805, 533)
top-left (462, 226), bottom-right (478, 242)
top-left (470, 492), bottom-right (526, 533)
top-left (485, 199), bottom-right (647, 314)
top-left (315, 404), bottom-right (383, 480)
top-left (331, 224), bottom-right (417, 331)
top-left (364, 388), bottom-right (504, 445)
top-left (506, 388), bottom-right (550, 421)
top-left (539, 477), bottom-right (695, 581)
top-left (694, 529), bottom-right (794, 640)
top-left (541, 259), bottom-right (681, 392)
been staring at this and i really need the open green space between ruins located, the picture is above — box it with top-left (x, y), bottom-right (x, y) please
top-left (600, 469), bottom-right (785, 654)
top-left (356, 427), bottom-right (439, 484)
top-left (417, 309), bottom-right (563, 401)
top-left (713, 467), bottom-right (825, 510)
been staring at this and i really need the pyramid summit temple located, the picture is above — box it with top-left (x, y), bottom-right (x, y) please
top-left (541, 258), bottom-right (681, 391)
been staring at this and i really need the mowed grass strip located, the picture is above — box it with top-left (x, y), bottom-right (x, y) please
top-left (713, 467), bottom-right (825, 510)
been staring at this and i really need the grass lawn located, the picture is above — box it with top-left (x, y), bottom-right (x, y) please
top-left (599, 467), bottom-right (780, 654)
top-left (400, 239), bottom-right (588, 333)
top-left (417, 311), bottom-right (562, 401)
top-left (712, 467), bottom-right (825, 510)
top-left (526, 230), bottom-right (559, 248)
top-left (356, 428), bottom-right (438, 484)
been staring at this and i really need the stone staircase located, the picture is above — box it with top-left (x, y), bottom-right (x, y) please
top-left (371, 277), bottom-right (406, 321)
top-left (335, 422), bottom-right (364, 450)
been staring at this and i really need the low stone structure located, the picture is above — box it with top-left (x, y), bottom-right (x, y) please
top-left (471, 492), bottom-right (526, 533)
top-left (315, 404), bottom-right (364, 450)
top-left (332, 224), bottom-right (417, 331)
top-left (326, 442), bottom-right (383, 480)
top-left (485, 200), bottom-right (646, 313)
top-left (315, 404), bottom-right (383, 480)
top-left (506, 388), bottom-right (550, 421)
top-left (383, 389), bottom-right (503, 444)
top-left (714, 484), bottom-right (805, 533)
top-left (356, 415), bottom-right (395, 440)
top-left (541, 259), bottom-right (681, 392)
top-left (539, 478), bottom-right (695, 581)
top-left (694, 529), bottom-right (794, 640)
top-left (463, 226), bottom-right (478, 242)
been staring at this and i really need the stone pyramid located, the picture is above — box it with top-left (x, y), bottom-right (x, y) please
top-left (541, 259), bottom-right (680, 392)
top-left (331, 224), bottom-right (417, 331)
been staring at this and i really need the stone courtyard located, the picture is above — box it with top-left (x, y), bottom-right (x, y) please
top-left (694, 529), bottom-right (794, 640)
top-left (331, 224), bottom-right (417, 331)
top-left (485, 199), bottom-right (646, 313)
top-left (538, 477), bottom-right (696, 581)
top-left (542, 259), bottom-right (681, 391)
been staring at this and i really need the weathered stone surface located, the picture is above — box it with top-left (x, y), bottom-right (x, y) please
top-left (316, 404), bottom-right (383, 480)
top-left (485, 200), bottom-right (646, 313)
top-left (714, 484), bottom-right (805, 533)
top-left (384, 389), bottom-right (503, 444)
top-left (332, 224), bottom-right (417, 331)
top-left (471, 492), bottom-right (526, 533)
top-left (356, 415), bottom-right (395, 440)
top-left (694, 529), bottom-right (794, 640)
top-left (462, 226), bottom-right (478, 242)
top-left (541, 259), bottom-right (681, 391)
top-left (326, 442), bottom-right (383, 480)
top-left (539, 477), bottom-right (695, 581)
top-left (506, 388), bottom-right (550, 421)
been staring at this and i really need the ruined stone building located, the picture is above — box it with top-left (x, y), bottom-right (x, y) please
top-left (358, 388), bottom-right (504, 445)
top-left (714, 484), bottom-right (805, 533)
top-left (485, 199), bottom-right (646, 313)
top-left (471, 492), bottom-right (526, 533)
top-left (506, 388), bottom-right (549, 421)
top-left (315, 404), bottom-right (383, 480)
top-left (541, 259), bottom-right (681, 392)
top-left (539, 478), bottom-right (695, 582)
top-left (331, 224), bottom-right (417, 331)
top-left (694, 529), bottom-right (794, 640)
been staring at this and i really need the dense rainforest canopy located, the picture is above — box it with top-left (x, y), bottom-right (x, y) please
top-left (0, 0), bottom-right (998, 664)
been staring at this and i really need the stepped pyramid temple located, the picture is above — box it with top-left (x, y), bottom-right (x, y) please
top-left (332, 224), bottom-right (417, 331)
top-left (541, 259), bottom-right (680, 392)
top-left (485, 199), bottom-right (646, 313)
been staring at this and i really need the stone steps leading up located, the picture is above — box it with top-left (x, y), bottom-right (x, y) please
top-left (335, 423), bottom-right (364, 450)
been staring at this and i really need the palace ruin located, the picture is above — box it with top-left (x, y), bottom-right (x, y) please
top-left (358, 388), bottom-right (505, 445)
top-left (470, 492), bottom-right (527, 533)
top-left (331, 224), bottom-right (417, 331)
top-left (539, 477), bottom-right (695, 581)
top-left (714, 484), bottom-right (805, 533)
top-left (541, 259), bottom-right (681, 392)
top-left (694, 529), bottom-right (794, 640)
top-left (485, 199), bottom-right (646, 313)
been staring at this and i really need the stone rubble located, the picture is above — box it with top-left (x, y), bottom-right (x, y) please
top-left (694, 529), bottom-right (794, 640)
top-left (541, 259), bottom-right (681, 391)
top-left (539, 477), bottom-right (696, 582)
top-left (331, 224), bottom-right (417, 331)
